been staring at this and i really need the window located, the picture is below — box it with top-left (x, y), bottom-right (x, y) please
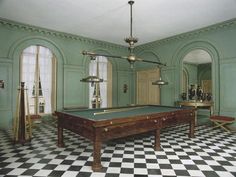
top-left (20, 45), bottom-right (56, 115)
top-left (89, 56), bottom-right (111, 108)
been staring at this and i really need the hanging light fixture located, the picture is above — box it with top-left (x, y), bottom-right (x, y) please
top-left (152, 77), bottom-right (168, 85)
top-left (80, 57), bottom-right (103, 86)
top-left (80, 76), bottom-right (103, 87)
top-left (152, 66), bottom-right (168, 86)
top-left (82, 1), bottom-right (166, 68)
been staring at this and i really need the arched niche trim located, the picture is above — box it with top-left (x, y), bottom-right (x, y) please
top-left (135, 50), bottom-right (162, 70)
top-left (183, 49), bottom-right (212, 91)
top-left (8, 36), bottom-right (66, 64)
top-left (136, 50), bottom-right (161, 62)
top-left (182, 67), bottom-right (189, 94)
top-left (82, 48), bottom-right (117, 71)
top-left (174, 40), bottom-right (220, 113)
top-left (82, 48), bottom-right (118, 107)
top-left (10, 36), bottom-right (66, 113)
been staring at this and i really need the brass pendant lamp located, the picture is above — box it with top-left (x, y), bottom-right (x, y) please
top-left (152, 77), bottom-right (168, 86)
top-left (81, 1), bottom-right (166, 68)
top-left (152, 66), bottom-right (168, 86)
top-left (80, 75), bottom-right (103, 86)
top-left (80, 57), bottom-right (103, 86)
top-left (81, 1), bottom-right (168, 86)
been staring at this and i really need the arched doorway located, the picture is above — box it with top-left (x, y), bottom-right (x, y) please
top-left (174, 41), bottom-right (220, 116)
top-left (20, 45), bottom-right (57, 117)
top-left (182, 49), bottom-right (212, 100)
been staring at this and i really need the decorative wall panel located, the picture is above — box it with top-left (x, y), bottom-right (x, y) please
top-left (221, 60), bottom-right (236, 111)
top-left (0, 61), bottom-right (12, 110)
top-left (64, 65), bottom-right (86, 108)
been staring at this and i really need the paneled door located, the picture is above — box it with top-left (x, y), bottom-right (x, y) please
top-left (137, 68), bottom-right (160, 105)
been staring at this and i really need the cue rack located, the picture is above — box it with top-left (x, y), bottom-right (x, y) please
top-left (13, 82), bottom-right (32, 144)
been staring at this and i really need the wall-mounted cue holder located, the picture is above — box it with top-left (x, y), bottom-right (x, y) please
top-left (0, 80), bottom-right (4, 89)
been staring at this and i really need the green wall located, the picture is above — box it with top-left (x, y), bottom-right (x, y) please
top-left (0, 18), bottom-right (236, 128)
top-left (183, 63), bottom-right (198, 86)
top-left (183, 63), bottom-right (212, 87)
top-left (0, 19), bottom-right (135, 128)
top-left (198, 63), bottom-right (212, 83)
top-left (135, 18), bottom-right (236, 127)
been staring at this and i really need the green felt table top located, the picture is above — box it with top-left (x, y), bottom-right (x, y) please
top-left (60, 105), bottom-right (187, 121)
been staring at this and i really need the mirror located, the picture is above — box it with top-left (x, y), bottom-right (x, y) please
top-left (182, 49), bottom-right (212, 101)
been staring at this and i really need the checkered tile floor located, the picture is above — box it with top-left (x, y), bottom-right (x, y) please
top-left (0, 120), bottom-right (236, 177)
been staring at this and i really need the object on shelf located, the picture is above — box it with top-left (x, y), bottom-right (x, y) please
top-left (181, 92), bottom-right (187, 100)
top-left (188, 84), bottom-right (196, 100)
top-left (196, 85), bottom-right (203, 101)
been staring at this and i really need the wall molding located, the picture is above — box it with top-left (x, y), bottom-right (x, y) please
top-left (220, 57), bottom-right (236, 64)
top-left (2, 17), bottom-right (235, 52)
top-left (136, 18), bottom-right (236, 50)
top-left (0, 18), bottom-right (126, 50)
top-left (0, 58), bottom-right (12, 63)
top-left (64, 64), bottom-right (85, 70)
top-left (2, 17), bottom-right (235, 53)
top-left (7, 36), bottom-right (67, 63)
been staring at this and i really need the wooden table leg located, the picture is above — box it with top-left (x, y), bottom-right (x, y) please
top-left (57, 126), bottom-right (65, 147)
top-left (194, 106), bottom-right (198, 125)
top-left (154, 129), bottom-right (161, 151)
top-left (92, 135), bottom-right (102, 172)
top-left (189, 121), bottom-right (195, 138)
top-left (210, 105), bottom-right (213, 116)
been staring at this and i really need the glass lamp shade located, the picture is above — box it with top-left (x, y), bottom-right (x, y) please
top-left (152, 77), bottom-right (168, 85)
top-left (80, 76), bottom-right (103, 86)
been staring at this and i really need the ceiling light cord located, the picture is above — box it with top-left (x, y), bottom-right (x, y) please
top-left (82, 0), bottom-right (167, 70)
top-left (129, 0), bottom-right (134, 38)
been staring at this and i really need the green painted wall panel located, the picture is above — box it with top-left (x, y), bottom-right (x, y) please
top-left (0, 62), bottom-right (11, 108)
top-left (220, 61), bottom-right (236, 111)
top-left (198, 64), bottom-right (211, 83)
top-left (0, 60), bottom-right (13, 128)
top-left (0, 110), bottom-right (13, 129)
top-left (183, 63), bottom-right (198, 86)
top-left (160, 68), bottom-right (175, 105)
top-left (64, 65), bottom-right (87, 107)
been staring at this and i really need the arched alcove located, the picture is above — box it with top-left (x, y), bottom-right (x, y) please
top-left (135, 50), bottom-right (161, 70)
top-left (174, 41), bottom-right (220, 114)
top-left (9, 36), bottom-right (65, 114)
top-left (182, 49), bottom-right (212, 97)
top-left (82, 48), bottom-right (118, 107)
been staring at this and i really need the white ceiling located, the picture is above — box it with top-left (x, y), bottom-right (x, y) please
top-left (0, 0), bottom-right (236, 45)
top-left (183, 49), bottom-right (212, 64)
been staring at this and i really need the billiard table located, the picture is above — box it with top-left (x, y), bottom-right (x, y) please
top-left (55, 105), bottom-right (195, 171)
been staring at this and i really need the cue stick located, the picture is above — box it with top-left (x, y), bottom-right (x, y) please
top-left (93, 106), bottom-right (143, 115)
